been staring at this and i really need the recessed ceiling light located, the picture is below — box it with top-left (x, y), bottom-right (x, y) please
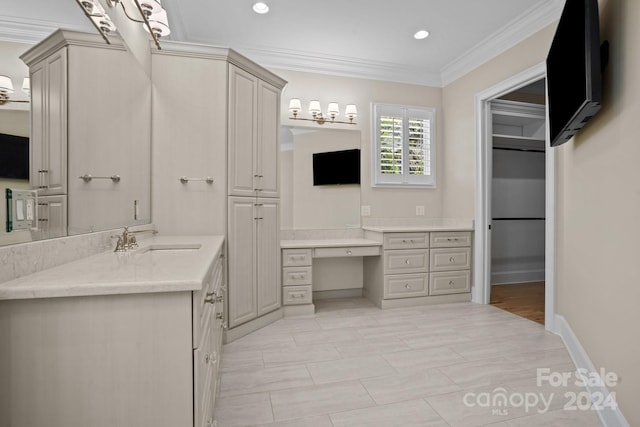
top-left (252, 2), bottom-right (269, 14)
top-left (414, 30), bottom-right (430, 40)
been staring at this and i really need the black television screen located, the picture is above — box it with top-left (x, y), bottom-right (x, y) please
top-left (313, 149), bottom-right (360, 186)
top-left (0, 133), bottom-right (29, 180)
top-left (546, 0), bottom-right (602, 147)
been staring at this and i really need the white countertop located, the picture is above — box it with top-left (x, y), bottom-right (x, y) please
top-left (0, 235), bottom-right (224, 301)
top-left (362, 225), bottom-right (474, 232)
top-left (280, 238), bottom-right (381, 249)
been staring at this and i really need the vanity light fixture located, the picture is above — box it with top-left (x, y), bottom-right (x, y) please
top-left (22, 78), bottom-right (30, 96)
top-left (75, 0), bottom-right (171, 50)
top-left (0, 75), bottom-right (29, 105)
top-left (288, 98), bottom-right (358, 125)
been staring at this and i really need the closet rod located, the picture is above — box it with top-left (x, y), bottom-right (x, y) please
top-left (492, 146), bottom-right (545, 153)
top-left (492, 218), bottom-right (546, 221)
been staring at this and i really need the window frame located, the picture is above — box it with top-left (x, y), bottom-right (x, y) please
top-left (371, 103), bottom-right (437, 188)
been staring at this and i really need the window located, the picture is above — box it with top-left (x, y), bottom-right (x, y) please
top-left (372, 103), bottom-right (436, 187)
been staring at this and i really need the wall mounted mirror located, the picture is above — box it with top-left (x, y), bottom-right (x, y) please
top-left (280, 126), bottom-right (361, 230)
top-left (0, 35), bottom-right (152, 248)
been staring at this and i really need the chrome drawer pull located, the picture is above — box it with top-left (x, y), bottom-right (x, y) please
top-left (204, 292), bottom-right (216, 304)
top-left (449, 257), bottom-right (455, 263)
top-left (449, 280), bottom-right (455, 286)
top-left (216, 312), bottom-right (224, 320)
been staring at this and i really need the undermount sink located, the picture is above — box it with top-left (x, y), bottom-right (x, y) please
top-left (135, 243), bottom-right (202, 254)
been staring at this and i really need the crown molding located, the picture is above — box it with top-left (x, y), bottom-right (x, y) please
top-left (440, 0), bottom-right (564, 86)
top-left (227, 45), bottom-right (444, 87)
top-left (0, 16), bottom-right (91, 44)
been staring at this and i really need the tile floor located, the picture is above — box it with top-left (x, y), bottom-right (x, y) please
top-left (214, 298), bottom-right (603, 427)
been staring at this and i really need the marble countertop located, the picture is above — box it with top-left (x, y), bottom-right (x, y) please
top-left (0, 235), bottom-right (224, 301)
top-left (280, 238), bottom-right (381, 249)
top-left (362, 225), bottom-right (474, 232)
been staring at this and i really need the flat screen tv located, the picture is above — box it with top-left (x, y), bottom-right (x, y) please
top-left (0, 133), bottom-right (29, 180)
top-left (546, 0), bottom-right (603, 147)
top-left (313, 149), bottom-right (360, 186)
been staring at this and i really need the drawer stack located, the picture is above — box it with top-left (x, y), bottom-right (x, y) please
top-left (193, 251), bottom-right (225, 427)
top-left (281, 248), bottom-right (313, 305)
top-left (364, 230), bottom-right (472, 308)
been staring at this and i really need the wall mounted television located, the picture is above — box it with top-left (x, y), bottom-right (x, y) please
top-left (0, 133), bottom-right (29, 180)
top-left (313, 149), bottom-right (360, 186)
top-left (546, 0), bottom-right (604, 147)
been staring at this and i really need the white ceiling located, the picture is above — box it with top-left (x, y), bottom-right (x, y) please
top-left (0, 0), bottom-right (564, 86)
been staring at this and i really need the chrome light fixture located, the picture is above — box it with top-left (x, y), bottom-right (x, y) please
top-left (0, 75), bottom-right (29, 105)
top-left (75, 0), bottom-right (171, 50)
top-left (288, 98), bottom-right (358, 125)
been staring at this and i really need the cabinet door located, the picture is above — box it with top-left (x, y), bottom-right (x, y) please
top-left (43, 48), bottom-right (67, 195)
top-left (228, 65), bottom-right (258, 197)
top-left (256, 81), bottom-right (280, 198)
top-left (29, 61), bottom-right (46, 191)
top-left (256, 199), bottom-right (281, 315)
top-left (227, 197), bottom-right (257, 327)
top-left (33, 195), bottom-right (67, 240)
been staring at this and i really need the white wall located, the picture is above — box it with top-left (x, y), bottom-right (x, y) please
top-left (273, 69), bottom-right (445, 221)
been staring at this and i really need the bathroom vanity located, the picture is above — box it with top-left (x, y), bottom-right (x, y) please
top-left (0, 235), bottom-right (225, 427)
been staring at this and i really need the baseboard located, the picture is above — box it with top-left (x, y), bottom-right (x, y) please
top-left (491, 269), bottom-right (544, 285)
top-left (313, 289), bottom-right (363, 300)
top-left (283, 304), bottom-right (315, 317)
top-left (224, 309), bottom-right (283, 343)
top-left (553, 315), bottom-right (630, 427)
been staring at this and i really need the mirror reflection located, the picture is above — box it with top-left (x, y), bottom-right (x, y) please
top-left (0, 34), bottom-right (152, 248)
top-left (280, 126), bottom-right (361, 229)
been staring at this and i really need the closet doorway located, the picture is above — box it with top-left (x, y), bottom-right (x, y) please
top-left (488, 82), bottom-right (546, 324)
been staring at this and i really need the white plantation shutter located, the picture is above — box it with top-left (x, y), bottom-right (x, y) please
top-left (373, 104), bottom-right (436, 187)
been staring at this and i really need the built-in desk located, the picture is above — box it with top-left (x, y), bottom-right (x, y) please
top-left (280, 238), bottom-right (382, 315)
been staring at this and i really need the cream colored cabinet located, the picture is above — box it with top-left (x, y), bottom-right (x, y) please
top-left (227, 197), bottom-right (281, 328)
top-left (0, 247), bottom-right (225, 427)
top-left (364, 230), bottom-right (473, 308)
top-left (29, 48), bottom-right (67, 196)
top-left (22, 30), bottom-right (152, 235)
top-left (228, 64), bottom-right (280, 198)
top-left (32, 194), bottom-right (67, 240)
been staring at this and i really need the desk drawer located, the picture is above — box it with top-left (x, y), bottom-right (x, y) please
top-left (283, 285), bottom-right (313, 305)
top-left (429, 270), bottom-right (471, 295)
top-left (282, 248), bottom-right (313, 266)
top-left (283, 266), bottom-right (312, 286)
top-left (430, 231), bottom-right (472, 248)
top-left (314, 245), bottom-right (381, 258)
top-left (384, 273), bottom-right (428, 299)
top-left (430, 248), bottom-right (471, 271)
top-left (384, 249), bottom-right (429, 274)
top-left (383, 233), bottom-right (429, 250)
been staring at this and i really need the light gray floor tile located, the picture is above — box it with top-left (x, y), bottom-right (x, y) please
top-left (220, 350), bottom-right (264, 373)
top-left (382, 346), bottom-right (467, 373)
top-left (334, 336), bottom-right (410, 357)
top-left (262, 345), bottom-right (342, 367)
top-left (306, 354), bottom-right (396, 384)
top-left (361, 368), bottom-right (461, 405)
top-left (270, 380), bottom-right (375, 421)
top-left (438, 357), bottom-right (537, 389)
top-left (219, 364), bottom-right (314, 397)
top-left (225, 333), bottom-right (297, 353)
top-left (506, 408), bottom-right (603, 426)
top-left (315, 314), bottom-right (379, 330)
top-left (292, 328), bottom-right (364, 345)
top-left (214, 392), bottom-right (273, 426)
top-left (400, 328), bottom-right (474, 349)
top-left (330, 399), bottom-right (449, 427)
top-left (252, 415), bottom-right (333, 427)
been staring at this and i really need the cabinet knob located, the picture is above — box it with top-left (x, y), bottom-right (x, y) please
top-left (346, 250), bottom-right (352, 255)
top-left (205, 292), bottom-right (216, 304)
top-left (216, 312), bottom-right (224, 320)
top-left (222, 321), bottom-right (228, 329)
top-left (449, 257), bottom-right (455, 263)
top-left (405, 259), bottom-right (411, 265)
top-left (405, 284), bottom-right (411, 289)
top-left (449, 280), bottom-right (455, 286)
top-left (204, 353), bottom-right (211, 364)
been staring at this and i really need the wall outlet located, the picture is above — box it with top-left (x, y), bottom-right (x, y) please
top-left (416, 205), bottom-right (425, 216)
top-left (361, 205), bottom-right (371, 217)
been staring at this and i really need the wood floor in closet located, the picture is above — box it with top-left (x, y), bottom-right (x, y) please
top-left (490, 282), bottom-right (545, 324)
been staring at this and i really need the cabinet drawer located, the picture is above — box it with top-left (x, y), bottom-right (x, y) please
top-left (384, 273), bottom-right (428, 299)
top-left (429, 270), bottom-right (471, 295)
top-left (430, 248), bottom-right (472, 271)
top-left (314, 245), bottom-right (381, 258)
top-left (384, 249), bottom-right (429, 274)
top-left (282, 248), bottom-right (313, 266)
top-left (283, 285), bottom-right (313, 305)
top-left (430, 231), bottom-right (472, 248)
top-left (283, 266), bottom-right (312, 286)
top-left (383, 233), bottom-right (429, 250)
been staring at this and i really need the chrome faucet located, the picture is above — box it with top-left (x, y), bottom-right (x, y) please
top-left (114, 227), bottom-right (157, 252)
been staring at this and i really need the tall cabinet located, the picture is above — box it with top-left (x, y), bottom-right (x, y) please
top-left (151, 44), bottom-right (286, 333)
